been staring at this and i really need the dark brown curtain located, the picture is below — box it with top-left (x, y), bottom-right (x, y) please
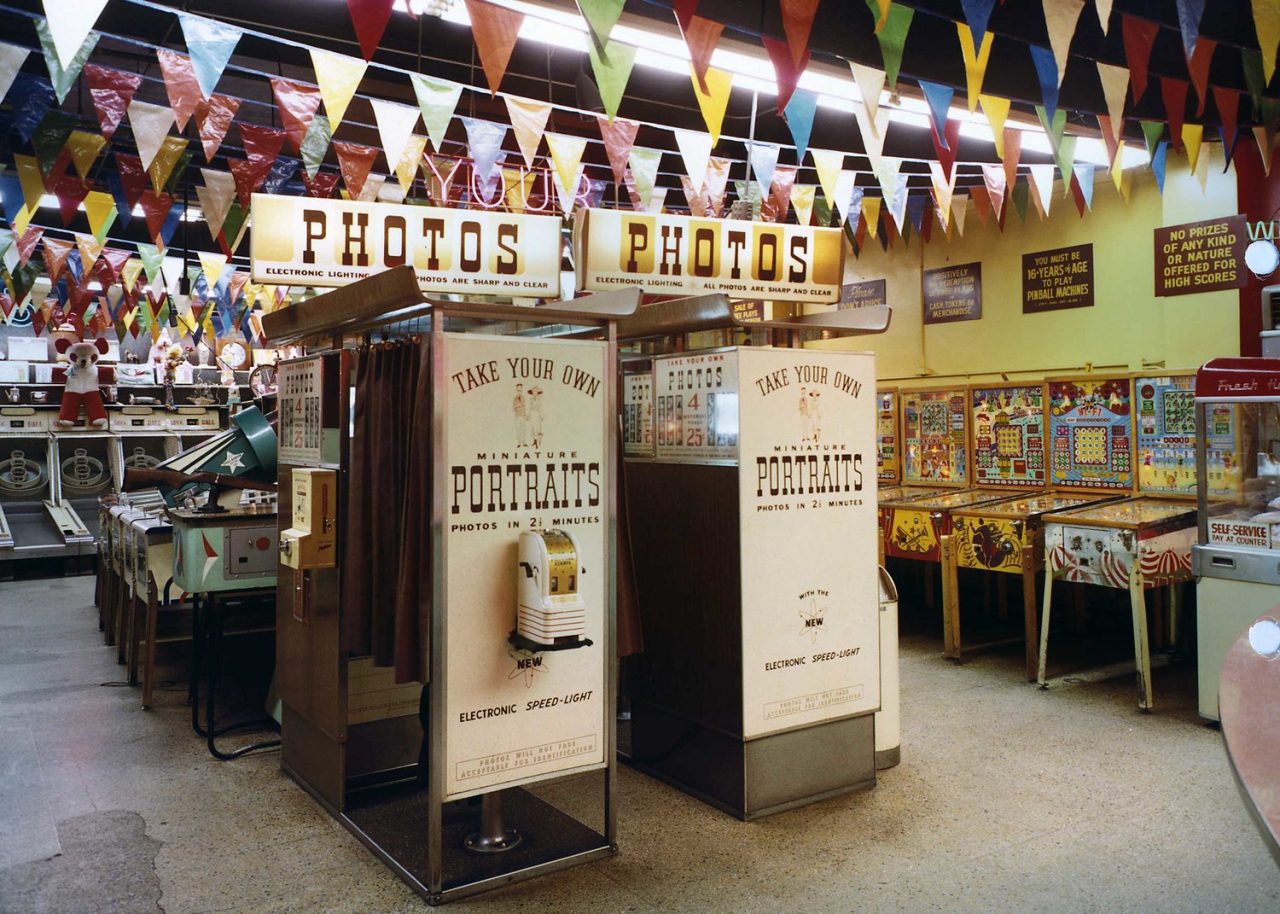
top-left (616, 418), bottom-right (644, 657)
top-left (341, 338), bottom-right (433, 684)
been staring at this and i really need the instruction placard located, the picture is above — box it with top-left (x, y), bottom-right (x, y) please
top-left (1023, 244), bottom-right (1094, 313)
top-left (1154, 216), bottom-right (1248, 296)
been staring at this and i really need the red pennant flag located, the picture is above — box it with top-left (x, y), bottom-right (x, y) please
top-left (139, 191), bottom-right (175, 244)
top-left (1122, 14), bottom-right (1159, 104)
top-left (1185, 38), bottom-right (1216, 117)
top-left (115, 153), bottom-right (149, 210)
top-left (43, 237), bottom-right (75, 285)
top-left (673, 0), bottom-right (698, 33)
top-left (1002, 127), bottom-right (1022, 190)
top-left (681, 15), bottom-right (724, 93)
top-left (1214, 86), bottom-right (1240, 161)
top-left (271, 78), bottom-right (322, 153)
top-left (0, 293), bottom-right (14, 322)
top-left (301, 170), bottom-right (340, 198)
top-left (228, 158), bottom-right (264, 208)
top-left (156, 49), bottom-right (204, 132)
top-left (49, 171), bottom-right (89, 227)
top-left (969, 184), bottom-right (992, 226)
top-left (88, 303), bottom-right (111, 338)
top-left (1160, 77), bottom-right (1189, 150)
top-left (1096, 114), bottom-right (1119, 165)
top-left (31, 305), bottom-right (49, 338)
top-left (346, 0), bottom-right (396, 61)
top-left (931, 118), bottom-right (962, 182)
top-left (463, 0), bottom-right (524, 95)
top-left (17, 227), bottom-right (44, 265)
top-left (84, 64), bottom-right (142, 141)
top-left (1070, 173), bottom-right (1087, 217)
top-left (333, 141), bottom-right (380, 197)
top-left (196, 94), bottom-right (240, 162)
top-left (854, 214), bottom-right (867, 250)
top-left (597, 115), bottom-right (640, 185)
top-left (228, 271), bottom-right (251, 305)
top-left (762, 35), bottom-right (810, 114)
top-left (94, 248), bottom-right (133, 287)
top-left (67, 280), bottom-right (96, 320)
top-left (780, 0), bottom-right (820, 69)
top-left (240, 123), bottom-right (287, 175)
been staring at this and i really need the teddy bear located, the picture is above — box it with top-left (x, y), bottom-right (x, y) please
top-left (54, 337), bottom-right (112, 428)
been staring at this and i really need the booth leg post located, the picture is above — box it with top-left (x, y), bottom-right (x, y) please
top-left (1037, 551), bottom-right (1054, 690)
top-left (465, 791), bottom-right (522, 854)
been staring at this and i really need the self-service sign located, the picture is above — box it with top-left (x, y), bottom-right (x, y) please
top-left (573, 208), bottom-right (844, 303)
top-left (250, 194), bottom-right (562, 295)
top-left (1208, 519), bottom-right (1272, 549)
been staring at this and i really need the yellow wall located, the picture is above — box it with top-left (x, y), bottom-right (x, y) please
top-left (811, 146), bottom-right (1240, 388)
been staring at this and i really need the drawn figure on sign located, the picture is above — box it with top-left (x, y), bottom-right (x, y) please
top-left (799, 387), bottom-right (810, 441)
top-left (513, 384), bottom-right (529, 447)
top-left (805, 389), bottom-right (822, 443)
top-left (527, 387), bottom-right (545, 448)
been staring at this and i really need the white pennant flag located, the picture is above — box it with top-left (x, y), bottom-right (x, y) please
top-left (196, 169), bottom-right (235, 239)
top-left (128, 99), bottom-right (176, 171)
top-left (855, 106), bottom-right (892, 173)
top-left (950, 192), bottom-right (968, 236)
top-left (554, 164), bottom-right (585, 215)
top-left (41, 0), bottom-right (108, 69)
top-left (0, 42), bottom-right (30, 103)
top-left (546, 133), bottom-right (588, 202)
top-left (929, 161), bottom-right (956, 228)
top-left (674, 128), bottom-right (713, 193)
top-left (849, 62), bottom-right (887, 131)
top-left (1029, 164), bottom-right (1056, 217)
top-left (370, 99), bottom-right (420, 174)
top-left (750, 143), bottom-right (780, 198)
top-left (832, 169), bottom-right (859, 223)
top-left (1096, 63), bottom-right (1129, 149)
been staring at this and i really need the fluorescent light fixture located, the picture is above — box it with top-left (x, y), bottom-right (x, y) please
top-left (36, 194), bottom-right (204, 222)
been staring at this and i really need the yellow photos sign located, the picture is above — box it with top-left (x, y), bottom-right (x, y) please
top-left (250, 194), bottom-right (563, 296)
top-left (573, 208), bottom-right (844, 303)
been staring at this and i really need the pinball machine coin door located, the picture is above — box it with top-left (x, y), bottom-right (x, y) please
top-left (280, 468), bottom-right (337, 623)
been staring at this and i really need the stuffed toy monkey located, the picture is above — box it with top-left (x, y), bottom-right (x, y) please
top-left (54, 337), bottom-right (112, 427)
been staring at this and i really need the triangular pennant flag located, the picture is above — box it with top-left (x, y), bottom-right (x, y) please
top-left (149, 137), bottom-right (189, 194)
top-left (1122, 14), bottom-right (1159, 103)
top-left (1096, 113), bottom-right (1120, 166)
top-left (780, 0), bottom-right (820, 69)
top-left (1011, 178), bottom-right (1030, 223)
top-left (1161, 77), bottom-right (1189, 150)
top-left (128, 100), bottom-right (175, 171)
top-left (394, 135), bottom-right (428, 192)
top-left (791, 184), bottom-right (816, 226)
top-left (1073, 163), bottom-right (1095, 212)
top-left (672, 128), bottom-right (713, 193)
top-left (66, 130), bottom-right (106, 182)
top-left (242, 124), bottom-right (287, 178)
top-left (96, 248), bottom-right (132, 288)
top-left (546, 132), bottom-right (589, 198)
top-left (1036, 104), bottom-right (1067, 152)
top-left (371, 98), bottom-right (421, 172)
top-left (32, 110), bottom-right (77, 175)
top-left (587, 39), bottom-right (637, 121)
top-left (14, 155), bottom-right (44, 216)
top-left (43, 236), bottom-right (75, 285)
top-left (39, 0), bottom-right (107, 70)
top-left (139, 191), bottom-right (178, 246)
top-left (301, 169), bottom-right (341, 199)
top-left (333, 141), bottom-right (380, 198)
top-left (1029, 45), bottom-right (1059, 118)
top-left (691, 66), bottom-right (733, 144)
top-left (969, 184), bottom-right (991, 226)
top-left (872, 3), bottom-right (913, 89)
top-left (346, 0), bottom-right (396, 61)
top-left (16, 227), bottom-right (43, 267)
top-left (1028, 164), bottom-right (1055, 217)
top-left (1175, 0), bottom-right (1205, 59)
top-left (460, 117), bottom-right (508, 184)
top-left (702, 156), bottom-right (730, 216)
top-left (951, 190), bottom-right (968, 235)
top-left (875, 157), bottom-right (902, 209)
top-left (1152, 138), bottom-right (1170, 189)
top-left (114, 153), bottom-right (148, 211)
top-left (51, 167), bottom-right (90, 227)
top-left (918, 80), bottom-right (955, 148)
top-left (1257, 0), bottom-right (1280, 85)
top-left (1256, 125), bottom-right (1278, 176)
top-left (199, 251), bottom-right (229, 289)
top-left (11, 74), bottom-right (55, 146)
top-left (575, 0), bottom-right (623, 54)
top-left (301, 114), bottom-right (333, 179)
top-left (855, 106), bottom-right (891, 173)
top-left (906, 192), bottom-right (927, 238)
top-left (1096, 63), bottom-right (1129, 149)
top-left (75, 233), bottom-right (104, 274)
top-left (960, 0), bottom-right (996, 45)
top-left (836, 177), bottom-right (863, 228)
top-left (358, 172), bottom-right (387, 203)
top-left (980, 94), bottom-right (1010, 158)
top-left (931, 119), bottom-right (961, 182)
top-left (1045, 0), bottom-right (1085, 86)
top-left (1214, 86), bottom-right (1240, 166)
top-left (35, 17), bottom-right (98, 104)
top-left (763, 36), bottom-right (810, 115)
top-left (553, 164), bottom-right (585, 214)
top-left (956, 22), bottom-right (994, 111)
top-left (784, 89), bottom-right (818, 164)
top-left (84, 64), bottom-right (141, 142)
top-left (680, 15), bottom-right (723, 94)
top-left (750, 143), bottom-right (781, 198)
top-left (122, 257), bottom-right (144, 294)
top-left (928, 160), bottom-right (956, 222)
top-left (136, 242), bottom-right (163, 285)
top-left (196, 93), bottom-right (240, 162)
top-left (156, 49), bottom-right (203, 131)
top-left (177, 13), bottom-right (242, 98)
top-left (861, 195), bottom-right (882, 239)
top-left (498, 97), bottom-right (548, 170)
top-left (982, 164), bottom-right (1007, 221)
top-left (627, 147), bottom-right (663, 211)
top-left (1186, 37), bottom-right (1216, 117)
top-left (84, 192), bottom-right (116, 242)
top-left (310, 48), bottom-right (367, 129)
top-left (1140, 120), bottom-right (1165, 166)
top-left (680, 175), bottom-right (707, 216)
top-left (811, 149), bottom-right (844, 212)
top-left (197, 168), bottom-right (236, 238)
top-left (263, 156), bottom-right (300, 195)
top-left (849, 62), bottom-right (886, 128)
top-left (410, 73), bottom-right (463, 153)
top-left (272, 78), bottom-right (322, 153)
top-left (463, 0), bottom-right (523, 95)
top-left (1183, 124), bottom-right (1204, 173)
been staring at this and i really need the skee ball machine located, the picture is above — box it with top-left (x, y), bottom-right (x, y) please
top-left (617, 294), bottom-right (891, 819)
top-left (260, 264), bottom-right (639, 904)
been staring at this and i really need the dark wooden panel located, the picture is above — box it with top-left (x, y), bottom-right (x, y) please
top-left (626, 463), bottom-right (742, 737)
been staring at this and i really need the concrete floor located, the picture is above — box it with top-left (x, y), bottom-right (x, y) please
top-left (0, 575), bottom-right (1277, 914)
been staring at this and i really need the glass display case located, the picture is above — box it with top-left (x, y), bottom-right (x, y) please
top-left (1192, 358), bottom-right (1280, 721)
top-left (876, 389), bottom-right (900, 485)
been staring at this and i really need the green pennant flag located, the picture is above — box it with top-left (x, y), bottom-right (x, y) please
top-left (1242, 48), bottom-right (1265, 120)
top-left (1035, 104), bottom-right (1066, 152)
top-left (301, 114), bottom-right (333, 179)
top-left (588, 39), bottom-right (637, 122)
top-left (627, 146), bottom-right (663, 208)
top-left (842, 217), bottom-right (860, 257)
top-left (32, 110), bottom-right (79, 175)
top-left (1139, 119), bottom-right (1165, 156)
top-left (866, 1), bottom-right (914, 89)
top-left (165, 148), bottom-right (194, 194)
top-left (733, 179), bottom-right (764, 220)
top-left (222, 200), bottom-right (249, 251)
top-left (136, 242), bottom-right (165, 284)
top-left (35, 18), bottom-right (99, 104)
top-left (410, 73), bottom-right (463, 153)
top-left (577, 0), bottom-right (625, 49)
top-left (1012, 178), bottom-right (1030, 224)
top-left (813, 191), bottom-right (833, 227)
top-left (1053, 135), bottom-right (1077, 193)
top-left (0, 228), bottom-right (11, 261)
top-left (186, 264), bottom-right (204, 293)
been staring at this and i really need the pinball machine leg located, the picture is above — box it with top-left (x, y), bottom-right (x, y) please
top-left (127, 587), bottom-right (143, 686)
top-left (1037, 550), bottom-right (1054, 690)
top-left (1129, 574), bottom-right (1154, 712)
top-left (1022, 566), bottom-right (1038, 682)
top-left (941, 535), bottom-right (960, 661)
top-left (1167, 582), bottom-right (1181, 652)
top-left (142, 583), bottom-right (159, 710)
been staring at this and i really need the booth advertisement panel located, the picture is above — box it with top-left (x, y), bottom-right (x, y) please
top-left (442, 332), bottom-right (609, 799)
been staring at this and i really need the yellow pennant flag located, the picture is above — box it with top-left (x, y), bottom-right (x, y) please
top-left (546, 133), bottom-right (588, 198)
top-left (979, 95), bottom-right (1010, 159)
top-left (121, 258), bottom-right (145, 294)
top-left (691, 66), bottom-right (733, 145)
top-left (928, 161), bottom-right (955, 226)
top-left (395, 135), bottom-right (428, 192)
top-left (502, 167), bottom-right (537, 211)
top-left (1255, 0), bottom-right (1280, 83)
top-left (1182, 124), bottom-right (1204, 174)
top-left (950, 192), bottom-right (967, 236)
top-left (956, 22), bottom-right (994, 111)
top-left (83, 191), bottom-right (116, 240)
top-left (790, 184), bottom-right (816, 226)
top-left (1256, 125), bottom-right (1276, 177)
top-left (862, 195), bottom-right (882, 238)
top-left (505, 96), bottom-right (552, 168)
top-left (75, 233), bottom-right (104, 273)
top-left (149, 136), bottom-right (189, 192)
top-left (199, 251), bottom-right (228, 289)
top-left (810, 148), bottom-right (844, 209)
top-left (67, 130), bottom-right (107, 180)
top-left (14, 155), bottom-right (45, 213)
top-left (311, 48), bottom-right (367, 129)
top-left (122, 307), bottom-right (136, 331)
top-left (12, 205), bottom-right (32, 235)
top-left (176, 304), bottom-right (198, 336)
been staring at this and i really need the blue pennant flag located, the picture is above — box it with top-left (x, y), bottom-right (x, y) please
top-left (11, 74), bottom-right (55, 145)
top-left (159, 202), bottom-right (184, 248)
top-left (784, 88), bottom-right (818, 165)
top-left (105, 170), bottom-right (133, 228)
top-left (960, 0), bottom-right (996, 48)
top-left (906, 193), bottom-right (927, 235)
top-left (1029, 45), bottom-right (1058, 122)
top-left (0, 175), bottom-right (24, 224)
top-left (1151, 140), bottom-right (1169, 193)
top-left (918, 80), bottom-right (955, 149)
top-left (262, 156), bottom-right (301, 195)
top-left (1175, 0), bottom-right (1205, 59)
